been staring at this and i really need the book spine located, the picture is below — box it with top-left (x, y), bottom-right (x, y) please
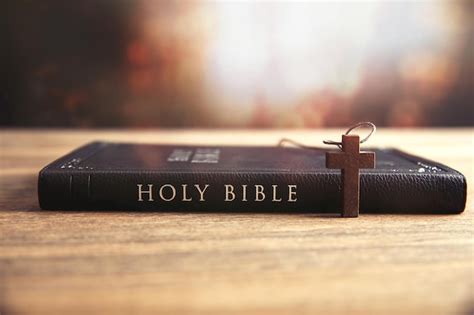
top-left (38, 170), bottom-right (466, 214)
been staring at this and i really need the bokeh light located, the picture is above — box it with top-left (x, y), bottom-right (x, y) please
top-left (1, 0), bottom-right (472, 127)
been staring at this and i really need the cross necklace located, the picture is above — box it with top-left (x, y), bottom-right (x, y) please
top-left (278, 122), bottom-right (376, 217)
top-left (324, 122), bottom-right (376, 217)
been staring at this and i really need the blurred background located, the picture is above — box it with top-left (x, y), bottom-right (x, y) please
top-left (1, 0), bottom-right (472, 128)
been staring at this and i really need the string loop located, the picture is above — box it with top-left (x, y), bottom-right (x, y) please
top-left (323, 122), bottom-right (376, 149)
top-left (277, 122), bottom-right (376, 150)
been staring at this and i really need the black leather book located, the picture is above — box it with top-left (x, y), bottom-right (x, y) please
top-left (38, 141), bottom-right (466, 214)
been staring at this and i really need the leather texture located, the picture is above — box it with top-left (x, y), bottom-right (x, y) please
top-left (38, 141), bottom-right (467, 214)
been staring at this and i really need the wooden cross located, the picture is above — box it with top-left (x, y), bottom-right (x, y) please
top-left (326, 135), bottom-right (375, 217)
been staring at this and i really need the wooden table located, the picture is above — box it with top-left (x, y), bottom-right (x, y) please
top-left (1, 129), bottom-right (473, 315)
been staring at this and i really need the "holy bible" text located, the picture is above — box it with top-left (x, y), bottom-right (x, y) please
top-left (137, 184), bottom-right (297, 202)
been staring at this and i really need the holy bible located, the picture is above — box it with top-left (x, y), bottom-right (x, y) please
top-left (38, 141), bottom-right (466, 214)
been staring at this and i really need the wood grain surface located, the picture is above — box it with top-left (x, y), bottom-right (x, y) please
top-left (0, 129), bottom-right (473, 315)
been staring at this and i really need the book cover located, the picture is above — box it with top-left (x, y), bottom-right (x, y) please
top-left (38, 141), bottom-right (466, 214)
